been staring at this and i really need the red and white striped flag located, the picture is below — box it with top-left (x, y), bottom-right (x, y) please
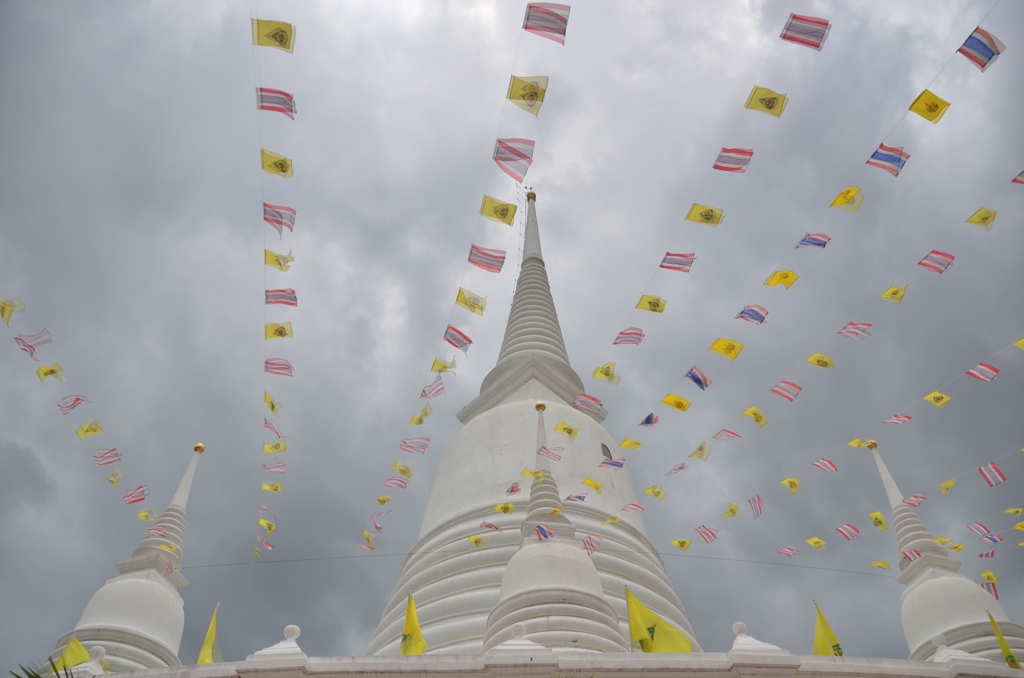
top-left (357, 543), bottom-right (375, 554)
top-left (665, 462), bottom-right (688, 476)
top-left (420, 374), bottom-right (446, 399)
top-left (123, 485), bottom-right (149, 505)
top-left (918, 250), bottom-right (954, 274)
top-left (523, 3), bottom-right (570, 45)
top-left (93, 449), bottom-right (121, 465)
top-left (967, 522), bottom-right (991, 536)
top-left (264, 418), bottom-right (285, 439)
top-left (443, 325), bottom-right (473, 354)
top-left (612, 327), bottom-right (645, 346)
top-left (979, 550), bottom-right (996, 558)
top-left (468, 245), bottom-right (506, 273)
top-left (712, 147), bottom-right (754, 173)
top-left (399, 437), bottom-right (430, 454)
top-left (582, 534), bottom-right (603, 556)
top-left (835, 524), bottom-right (860, 541)
top-left (981, 535), bottom-right (1002, 544)
top-left (163, 560), bottom-right (174, 577)
top-left (778, 546), bottom-right (798, 557)
top-left (258, 534), bottom-right (274, 551)
top-left (966, 363), bottom-right (999, 382)
top-left (257, 89), bottom-right (297, 120)
top-left (537, 445), bottom-right (563, 461)
top-left (982, 583), bottom-right (999, 599)
top-left (660, 252), bottom-right (695, 273)
top-left (493, 138), bottom-right (535, 182)
top-left (696, 525), bottom-right (718, 544)
top-left (812, 458), bottom-right (838, 473)
top-left (383, 477), bottom-right (409, 489)
top-left (883, 414), bottom-right (911, 425)
top-left (748, 496), bottom-right (764, 519)
top-left (621, 503), bottom-right (645, 512)
top-left (978, 462), bottom-right (1006, 487)
top-left (770, 381), bottom-right (802, 402)
top-left (480, 520), bottom-right (501, 532)
top-left (838, 322), bottom-right (872, 339)
top-left (148, 527), bottom-right (168, 537)
top-left (266, 289), bottom-right (298, 306)
top-left (265, 358), bottom-right (293, 377)
top-left (713, 429), bottom-right (741, 440)
top-left (57, 394), bottom-right (90, 415)
top-left (902, 494), bottom-right (926, 507)
top-left (572, 393), bottom-right (602, 414)
top-left (901, 548), bottom-right (922, 561)
top-left (263, 461), bottom-right (286, 473)
top-left (263, 202), bottom-right (296, 236)
top-left (14, 328), bottom-right (51, 361)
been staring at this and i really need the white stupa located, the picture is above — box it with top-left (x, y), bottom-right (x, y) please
top-left (50, 444), bottom-right (207, 672)
top-left (868, 441), bottom-right (1024, 661)
top-left (366, 192), bottom-right (698, 654)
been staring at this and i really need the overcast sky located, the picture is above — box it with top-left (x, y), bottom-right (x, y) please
top-left (1, 0), bottom-right (1023, 667)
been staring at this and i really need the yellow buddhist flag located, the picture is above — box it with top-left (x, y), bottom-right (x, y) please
top-left (722, 503), bottom-right (739, 517)
top-left (252, 19), bottom-right (295, 52)
top-left (0, 302), bottom-right (13, 326)
top-left (264, 248), bottom-right (295, 271)
top-left (1015, 337), bottom-right (1024, 351)
top-left (847, 438), bottom-right (870, 448)
top-left (932, 536), bottom-right (951, 545)
top-left (480, 195), bottom-right (517, 225)
top-left (764, 270), bottom-right (799, 289)
top-left (662, 394), bottom-right (690, 412)
top-left (950, 544), bottom-right (964, 552)
top-left (136, 509), bottom-right (156, 522)
top-left (549, 507), bottom-right (562, 516)
top-left (924, 391), bottom-right (951, 408)
top-left (592, 362), bottom-right (622, 385)
top-left (689, 441), bottom-right (710, 461)
top-left (871, 561), bottom-right (890, 570)
top-left (805, 352), bottom-right (835, 368)
top-left (879, 285), bottom-right (908, 305)
top-left (671, 538), bottom-right (691, 552)
top-left (554, 421), bottom-right (578, 441)
top-left (744, 85), bottom-right (788, 117)
top-left (989, 614), bottom-right (1022, 668)
top-left (391, 460), bottom-right (414, 478)
top-left (909, 89), bottom-right (950, 123)
top-left (107, 468), bottom-right (123, 487)
top-left (53, 635), bottom-right (91, 671)
top-left (494, 502), bottom-right (515, 514)
top-left (709, 338), bottom-right (744, 361)
top-left (261, 482), bottom-right (281, 492)
top-left (261, 149), bottom-right (293, 177)
top-left (806, 537), bottom-right (827, 552)
top-left (521, 468), bottom-right (546, 481)
top-left (780, 478), bottom-right (801, 494)
top-left (36, 363), bottom-right (64, 382)
top-left (1003, 507), bottom-right (1023, 516)
top-left (75, 419), bottom-right (103, 440)
top-left (254, 546), bottom-right (260, 558)
top-left (467, 535), bottom-right (485, 547)
top-left (265, 321), bottom-right (293, 340)
top-left (939, 478), bottom-right (955, 495)
top-left (619, 439), bottom-right (644, 450)
top-left (455, 288), bottom-right (486, 315)
top-left (966, 207), bottom-right (998, 231)
top-left (583, 478), bottom-right (603, 494)
top-left (685, 203), bottom-right (724, 226)
top-left (431, 356), bottom-right (456, 373)
top-left (636, 295), bottom-right (667, 313)
top-left (644, 484), bottom-right (667, 500)
top-left (259, 518), bottom-right (276, 534)
top-left (830, 186), bottom-right (863, 211)
top-left (743, 406), bottom-right (767, 428)
top-left (981, 571), bottom-right (999, 584)
top-left (604, 515), bottom-right (622, 525)
top-left (626, 588), bottom-right (692, 652)
top-left (197, 603), bottom-right (223, 664)
top-left (869, 511), bottom-right (888, 531)
top-left (400, 594), bottom-right (427, 655)
top-left (263, 441), bottom-right (286, 454)
top-left (363, 530), bottom-right (375, 549)
top-left (264, 391), bottom-right (281, 416)
top-left (376, 495), bottom-right (392, 505)
top-left (410, 402), bottom-right (433, 425)
top-left (158, 543), bottom-right (177, 552)
top-left (507, 75), bottom-right (548, 115)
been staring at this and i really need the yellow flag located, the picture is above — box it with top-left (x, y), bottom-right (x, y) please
top-left (743, 406), bottom-right (767, 428)
top-left (988, 613), bottom-right (1022, 668)
top-left (871, 561), bottom-right (890, 570)
top-left (259, 518), bottom-right (276, 534)
top-left (671, 538), bottom-right (691, 552)
top-left (468, 535), bottom-right (486, 547)
top-left (924, 391), bottom-right (951, 408)
top-left (480, 195), bottom-right (517, 225)
top-left (722, 503), bottom-right (739, 517)
top-left (636, 294), bottom-right (667, 313)
top-left (939, 478), bottom-right (955, 495)
top-left (779, 477), bottom-right (800, 494)
top-left (709, 338), bottom-right (744, 361)
top-left (1003, 507), bottom-right (1023, 516)
top-left (869, 511), bottom-right (888, 531)
top-left (644, 484), bottom-right (667, 500)
top-left (0, 302), bottom-right (13, 326)
top-left (806, 537), bottom-right (827, 552)
top-left (264, 248), bottom-right (294, 271)
top-left (263, 441), bottom-right (286, 454)
top-left (107, 468), bottom-right (123, 486)
top-left (261, 482), bottom-right (281, 492)
top-left (847, 438), bottom-right (870, 448)
top-left (0, 296), bottom-right (25, 314)
top-left (391, 460), bottom-right (414, 478)
top-left (603, 515), bottom-right (622, 525)
top-left (363, 529), bottom-right (375, 549)
top-left (981, 571), bottom-right (999, 584)
top-left (251, 19), bottom-right (295, 52)
top-left (805, 352), bottom-right (834, 368)
top-left (75, 419), bottom-right (103, 440)
top-left (812, 602), bottom-right (843, 656)
top-left (689, 441), bottom-right (710, 461)
top-left (261, 149), bottom-right (293, 177)
top-left (909, 89), bottom-right (950, 123)
top-left (494, 502), bottom-right (515, 514)
top-left (507, 75), bottom-right (547, 115)
top-left (685, 203), bottom-right (724, 226)
top-left (549, 507), bottom-right (562, 516)
top-left (744, 85), bottom-right (788, 117)
top-left (554, 421), bottom-right (578, 441)
top-left (1015, 337), bottom-right (1024, 351)
top-left (879, 285), bottom-right (908, 305)
top-left (136, 509), bottom-right (156, 522)
top-left (431, 356), bottom-right (456, 373)
top-left (264, 391), bottom-right (281, 416)
top-left (583, 478), bottom-right (603, 494)
top-left (36, 363), bottom-right (64, 383)
top-left (158, 543), bottom-right (177, 552)
top-left (829, 186), bottom-right (862, 210)
top-left (265, 322), bottom-right (293, 340)
top-left (966, 207), bottom-right (997, 231)
top-left (197, 603), bottom-right (222, 664)
top-left (521, 468), bottom-right (546, 481)
top-left (626, 588), bottom-right (692, 652)
top-left (400, 594), bottom-right (427, 655)
top-left (254, 546), bottom-right (260, 558)
top-left (932, 536), bottom-right (951, 545)
top-left (410, 402), bottom-right (433, 425)
top-left (455, 288), bottom-right (486, 315)
top-left (764, 270), bottom-right (799, 288)
top-left (592, 362), bottom-right (621, 385)
top-left (620, 439), bottom-right (644, 450)
top-left (376, 495), bottom-right (392, 505)
top-left (662, 394), bottom-right (691, 412)
top-left (950, 544), bottom-right (964, 552)
top-left (53, 635), bottom-right (91, 671)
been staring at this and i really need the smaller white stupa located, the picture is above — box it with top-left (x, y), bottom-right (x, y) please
top-left (50, 444), bottom-right (207, 671)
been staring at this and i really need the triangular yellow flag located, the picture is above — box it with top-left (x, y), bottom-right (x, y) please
top-left (583, 478), bottom-right (603, 494)
top-left (871, 561), bottom-right (890, 570)
top-left (261, 149), bottom-right (294, 177)
top-left (480, 195), bottom-right (517, 225)
top-left (989, 613), bottom-right (1022, 668)
top-left (743, 406), bottom-right (767, 428)
top-left (251, 19), bottom-right (295, 53)
top-left (671, 538), bottom-right (691, 552)
top-left (53, 636), bottom-right (91, 671)
top-left (879, 285), bottom-right (908, 305)
top-left (376, 495), bottom-right (392, 505)
top-left (847, 438), bottom-right (870, 448)
top-left (592, 362), bottom-right (621, 385)
top-left (626, 588), bottom-right (692, 652)
top-left (455, 288), bottom-right (486, 315)
top-left (685, 203), bottom-right (724, 226)
top-left (507, 75), bottom-right (547, 115)
top-left (468, 535), bottom-right (486, 547)
top-left (909, 89), bottom-right (950, 123)
top-left (197, 603), bottom-right (223, 664)
top-left (400, 594), bottom-right (427, 655)
top-left (1014, 337), bottom-right (1024, 351)
top-left (709, 338), bottom-right (744, 361)
top-left (939, 478), bottom-right (955, 495)
top-left (604, 515), bottom-right (622, 525)
top-left (764, 270), bottom-right (799, 288)
top-left (966, 207), bottom-right (997, 231)
top-left (805, 353), bottom-right (834, 368)
top-left (636, 295), bottom-right (667, 313)
top-left (1003, 507), bottom-right (1023, 516)
top-left (689, 441), bottom-right (710, 461)
top-left (780, 478), bottom-right (800, 494)
top-left (869, 511), bottom-right (889, 531)
top-left (619, 439), bottom-right (644, 450)
top-left (136, 509), bottom-right (156, 522)
top-left (521, 468), bottom-right (546, 482)
top-left (744, 86), bottom-right (788, 117)
top-left (812, 602), bottom-right (843, 656)
top-left (721, 503), bottom-right (739, 517)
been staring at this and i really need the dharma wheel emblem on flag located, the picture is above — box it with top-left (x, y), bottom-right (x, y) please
top-left (270, 159), bottom-right (290, 174)
top-left (699, 209), bottom-right (715, 221)
top-left (647, 300), bottom-right (661, 311)
top-left (492, 205), bottom-right (509, 219)
top-left (521, 82), bottom-right (541, 105)
top-left (816, 358), bottom-right (828, 366)
top-left (932, 395), bottom-right (943, 403)
top-left (266, 27), bottom-right (290, 47)
top-left (274, 327), bottom-right (287, 337)
top-left (759, 96), bottom-right (778, 109)
top-left (752, 413), bottom-right (763, 422)
top-left (873, 516), bottom-right (884, 527)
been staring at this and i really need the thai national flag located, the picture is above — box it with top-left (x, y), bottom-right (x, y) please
top-left (982, 582), bottom-right (999, 599)
top-left (93, 448), bottom-right (121, 465)
top-left (866, 144), bottom-right (910, 177)
top-left (599, 459), bottom-right (625, 469)
top-left (582, 534), bottom-right (602, 556)
top-left (770, 381), bottom-right (802, 402)
top-left (967, 522), bottom-right (991, 536)
top-left (263, 202), bottom-right (297, 236)
top-left (958, 27), bottom-right (1005, 72)
top-left (778, 546), bottom-right (798, 557)
top-left (901, 549), bottom-right (922, 561)
top-left (812, 458), bottom-right (838, 473)
top-left (660, 252), bottom-right (696, 273)
top-left (535, 524), bottom-right (553, 540)
top-left (735, 304), bottom-right (769, 325)
top-left (506, 482), bottom-right (522, 495)
top-left (978, 462), bottom-right (1006, 487)
top-left (523, 3), bottom-right (571, 45)
top-left (835, 524), bottom-right (860, 541)
top-left (123, 485), bottom-right (149, 505)
top-left (621, 503), bottom-right (645, 512)
top-left (564, 493), bottom-right (588, 503)
top-left (966, 363), bottom-right (999, 382)
top-left (780, 13), bottom-right (831, 50)
top-left (613, 327), bottom-right (645, 346)
top-left (537, 446), bottom-right (563, 461)
top-left (266, 289), bottom-right (298, 306)
top-left (684, 366), bottom-right (712, 390)
top-left (902, 494), bottom-right (926, 507)
top-left (696, 525), bottom-right (718, 544)
top-left (918, 250), bottom-right (954, 274)
top-left (638, 413), bottom-right (659, 427)
top-left (748, 496), bottom-right (764, 519)
top-left (981, 535), bottom-right (1003, 544)
top-left (468, 245), bottom-right (506, 273)
top-left (257, 88), bottom-right (297, 119)
top-left (443, 325), bottom-right (473, 354)
top-left (712, 147), bottom-right (754, 173)
top-left (796, 232), bottom-right (831, 249)
top-left (713, 429), bottom-right (741, 440)
top-left (480, 520), bottom-right (501, 532)
top-left (573, 393), bottom-right (603, 415)
top-left (399, 437), bottom-right (430, 454)
top-left (979, 550), bottom-right (996, 558)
